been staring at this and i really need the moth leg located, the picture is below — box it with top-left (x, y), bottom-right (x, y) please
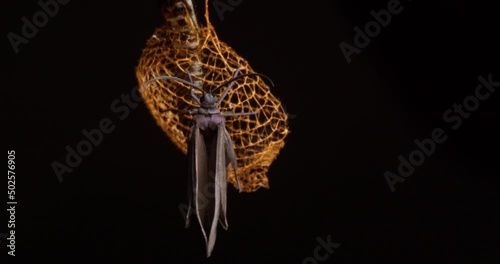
top-left (223, 127), bottom-right (241, 192)
top-left (221, 111), bottom-right (259, 117)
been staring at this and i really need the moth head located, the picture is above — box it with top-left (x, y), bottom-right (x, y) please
top-left (199, 92), bottom-right (219, 109)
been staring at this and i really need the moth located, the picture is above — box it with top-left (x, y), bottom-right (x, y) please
top-left (136, 0), bottom-right (289, 193)
top-left (142, 66), bottom-right (273, 257)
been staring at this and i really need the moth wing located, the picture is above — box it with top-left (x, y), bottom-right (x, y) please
top-left (204, 123), bottom-right (228, 257)
top-left (185, 126), bottom-right (196, 228)
top-left (188, 124), bottom-right (215, 257)
top-left (217, 124), bottom-right (230, 230)
top-left (190, 123), bottom-right (225, 257)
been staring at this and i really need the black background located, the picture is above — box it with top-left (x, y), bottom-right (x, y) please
top-left (4, 0), bottom-right (499, 263)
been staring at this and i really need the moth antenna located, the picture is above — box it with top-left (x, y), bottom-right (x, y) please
top-left (216, 64), bottom-right (242, 107)
top-left (142, 75), bottom-right (202, 91)
top-left (215, 73), bottom-right (274, 106)
top-left (142, 75), bottom-right (203, 105)
top-left (186, 68), bottom-right (194, 83)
